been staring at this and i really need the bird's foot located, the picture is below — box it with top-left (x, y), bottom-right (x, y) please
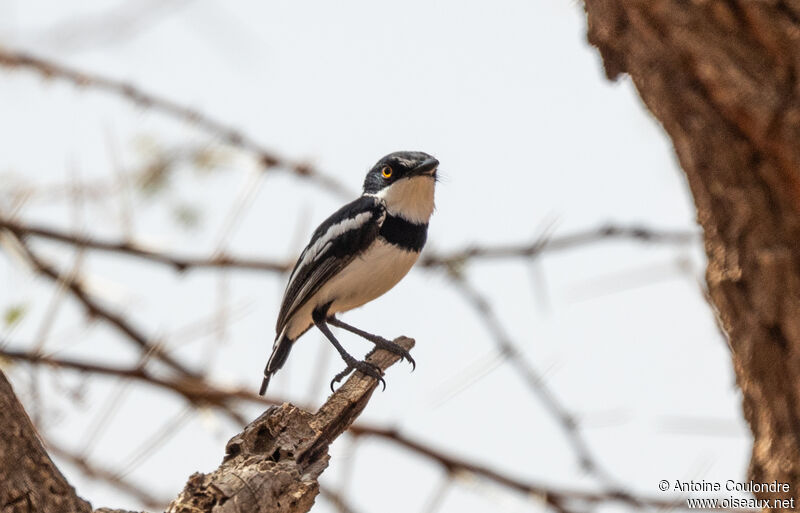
top-left (330, 356), bottom-right (385, 391)
top-left (367, 336), bottom-right (416, 371)
top-left (325, 317), bottom-right (416, 371)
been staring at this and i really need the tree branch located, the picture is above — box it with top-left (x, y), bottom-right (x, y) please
top-left (0, 49), bottom-right (350, 197)
top-left (348, 425), bottom-right (701, 512)
top-left (2, 216), bottom-right (696, 275)
top-left (166, 337), bottom-right (415, 513)
top-left (418, 224), bottom-right (697, 268)
top-left (0, 217), bottom-right (292, 274)
top-left (6, 232), bottom-right (197, 378)
top-left (440, 269), bottom-right (635, 502)
top-left (0, 345), bottom-right (271, 424)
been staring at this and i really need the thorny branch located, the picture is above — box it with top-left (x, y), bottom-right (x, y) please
top-left (0, 345), bottom-right (272, 422)
top-left (440, 268), bottom-right (636, 500)
top-left (418, 224), bottom-right (698, 268)
top-left (0, 49), bottom-right (351, 198)
top-left (1, 215), bottom-right (696, 274)
top-left (0, 217), bottom-right (292, 274)
top-left (4, 232), bottom-right (196, 378)
top-left (348, 425), bottom-right (703, 512)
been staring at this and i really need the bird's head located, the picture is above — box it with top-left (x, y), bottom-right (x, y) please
top-left (362, 151), bottom-right (439, 224)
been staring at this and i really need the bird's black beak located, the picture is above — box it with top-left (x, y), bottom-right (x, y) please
top-left (413, 157), bottom-right (439, 176)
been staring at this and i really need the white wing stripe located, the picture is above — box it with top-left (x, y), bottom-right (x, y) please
top-left (288, 210), bottom-right (374, 289)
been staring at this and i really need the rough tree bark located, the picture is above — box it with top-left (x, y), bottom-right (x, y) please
top-left (0, 337), bottom-right (414, 513)
top-left (585, 0), bottom-right (800, 508)
top-left (0, 373), bottom-right (92, 513)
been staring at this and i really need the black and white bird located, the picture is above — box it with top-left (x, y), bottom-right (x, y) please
top-left (259, 151), bottom-right (439, 395)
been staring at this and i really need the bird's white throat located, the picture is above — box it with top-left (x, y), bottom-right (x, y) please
top-left (371, 176), bottom-right (435, 224)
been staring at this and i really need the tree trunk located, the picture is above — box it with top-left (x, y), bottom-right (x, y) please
top-left (585, 1), bottom-right (800, 508)
top-left (0, 372), bottom-right (92, 513)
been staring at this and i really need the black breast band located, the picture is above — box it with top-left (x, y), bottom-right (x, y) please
top-left (379, 214), bottom-right (428, 252)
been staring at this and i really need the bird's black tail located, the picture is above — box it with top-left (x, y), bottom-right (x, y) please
top-left (259, 330), bottom-right (293, 395)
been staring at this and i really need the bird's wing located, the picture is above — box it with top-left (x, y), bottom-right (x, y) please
top-left (276, 196), bottom-right (385, 334)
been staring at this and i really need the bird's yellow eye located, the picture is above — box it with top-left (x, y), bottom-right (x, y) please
top-left (381, 166), bottom-right (393, 179)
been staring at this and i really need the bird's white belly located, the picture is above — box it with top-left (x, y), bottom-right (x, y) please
top-left (325, 239), bottom-right (419, 313)
top-left (283, 240), bottom-right (418, 339)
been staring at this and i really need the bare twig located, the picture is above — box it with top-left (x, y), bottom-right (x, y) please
top-left (0, 217), bottom-right (291, 273)
top-left (6, 232), bottom-right (197, 377)
top-left (0, 49), bottom-right (351, 197)
top-left (420, 477), bottom-right (451, 513)
top-left (319, 485), bottom-right (365, 513)
top-left (419, 224), bottom-right (698, 268)
top-left (2, 217), bottom-right (695, 276)
top-left (443, 271), bottom-right (601, 472)
top-left (348, 425), bottom-right (733, 512)
top-left (441, 269), bottom-right (644, 508)
top-left (0, 345), bottom-right (273, 415)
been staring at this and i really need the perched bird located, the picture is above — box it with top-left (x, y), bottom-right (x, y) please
top-left (259, 151), bottom-right (439, 395)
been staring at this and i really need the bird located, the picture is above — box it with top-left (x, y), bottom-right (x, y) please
top-left (259, 151), bottom-right (439, 395)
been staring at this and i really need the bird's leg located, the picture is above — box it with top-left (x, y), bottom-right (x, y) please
top-left (312, 309), bottom-right (385, 391)
top-left (327, 316), bottom-right (416, 370)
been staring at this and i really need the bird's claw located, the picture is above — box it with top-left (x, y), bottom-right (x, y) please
top-left (330, 358), bottom-right (385, 391)
top-left (370, 337), bottom-right (416, 371)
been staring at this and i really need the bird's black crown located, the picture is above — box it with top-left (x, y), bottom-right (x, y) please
top-left (362, 151), bottom-right (438, 194)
